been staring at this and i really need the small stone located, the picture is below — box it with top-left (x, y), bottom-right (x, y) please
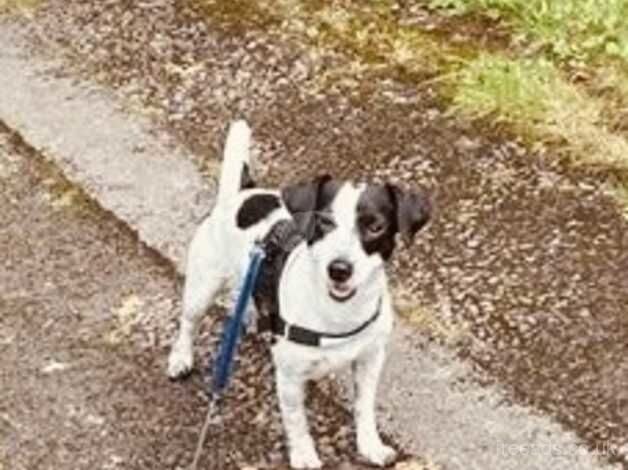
top-left (454, 135), bottom-right (481, 152)
top-left (41, 361), bottom-right (70, 374)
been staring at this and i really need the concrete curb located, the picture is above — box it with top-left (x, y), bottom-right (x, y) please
top-left (0, 24), bottom-right (616, 470)
top-left (0, 24), bottom-right (214, 275)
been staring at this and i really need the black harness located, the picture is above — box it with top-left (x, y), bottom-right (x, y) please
top-left (253, 220), bottom-right (381, 347)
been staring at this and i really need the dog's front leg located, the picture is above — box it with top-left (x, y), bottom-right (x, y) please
top-left (353, 343), bottom-right (397, 466)
top-left (276, 368), bottom-right (322, 469)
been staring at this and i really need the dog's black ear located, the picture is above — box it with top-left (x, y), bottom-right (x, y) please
top-left (282, 174), bottom-right (333, 240)
top-left (282, 174), bottom-right (332, 215)
top-left (387, 184), bottom-right (431, 242)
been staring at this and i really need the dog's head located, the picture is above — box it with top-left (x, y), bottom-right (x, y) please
top-left (282, 175), bottom-right (431, 303)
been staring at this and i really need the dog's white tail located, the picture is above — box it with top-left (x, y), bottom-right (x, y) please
top-left (217, 120), bottom-right (252, 206)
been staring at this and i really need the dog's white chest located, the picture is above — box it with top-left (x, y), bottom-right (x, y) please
top-left (302, 343), bottom-right (365, 379)
top-left (272, 342), bottom-right (354, 380)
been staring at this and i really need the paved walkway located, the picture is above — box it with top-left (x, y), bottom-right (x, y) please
top-left (0, 23), bottom-right (213, 274)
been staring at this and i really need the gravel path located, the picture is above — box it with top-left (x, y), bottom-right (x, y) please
top-left (2, 0), bottom-right (627, 467)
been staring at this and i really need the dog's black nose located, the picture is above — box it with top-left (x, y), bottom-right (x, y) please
top-left (328, 259), bottom-right (353, 283)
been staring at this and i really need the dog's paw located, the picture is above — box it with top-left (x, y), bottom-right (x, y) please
top-left (167, 344), bottom-right (194, 379)
top-left (289, 446), bottom-right (322, 469)
top-left (358, 440), bottom-right (397, 467)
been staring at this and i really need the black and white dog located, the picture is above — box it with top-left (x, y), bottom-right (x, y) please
top-left (168, 121), bottom-right (431, 468)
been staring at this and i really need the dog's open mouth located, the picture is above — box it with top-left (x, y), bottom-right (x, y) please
top-left (328, 282), bottom-right (357, 302)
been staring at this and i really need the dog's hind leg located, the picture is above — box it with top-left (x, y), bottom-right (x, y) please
top-left (168, 215), bottom-right (227, 379)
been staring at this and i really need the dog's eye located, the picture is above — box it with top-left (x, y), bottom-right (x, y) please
top-left (360, 215), bottom-right (386, 237)
top-left (366, 221), bottom-right (386, 236)
top-left (315, 212), bottom-right (336, 232)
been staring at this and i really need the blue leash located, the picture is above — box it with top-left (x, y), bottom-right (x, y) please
top-left (211, 244), bottom-right (266, 396)
top-left (191, 244), bottom-right (266, 470)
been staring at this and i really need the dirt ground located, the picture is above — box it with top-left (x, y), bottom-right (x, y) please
top-left (0, 128), bottom-right (423, 469)
top-left (2, 0), bottom-right (628, 467)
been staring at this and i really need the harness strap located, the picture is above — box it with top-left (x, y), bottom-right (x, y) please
top-left (258, 298), bottom-right (382, 347)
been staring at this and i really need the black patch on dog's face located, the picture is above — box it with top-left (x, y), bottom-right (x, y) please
top-left (284, 177), bottom-right (431, 255)
top-left (281, 175), bottom-right (341, 244)
top-left (357, 185), bottom-right (398, 260)
top-left (357, 184), bottom-right (431, 260)
top-left (236, 193), bottom-right (281, 229)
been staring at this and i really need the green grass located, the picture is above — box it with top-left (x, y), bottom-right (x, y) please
top-left (452, 54), bottom-right (628, 170)
top-left (453, 55), bottom-right (554, 124)
top-left (427, 0), bottom-right (628, 212)
top-left (429, 0), bottom-right (628, 64)
top-left (0, 0), bottom-right (40, 13)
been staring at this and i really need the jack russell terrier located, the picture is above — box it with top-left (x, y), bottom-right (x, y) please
top-left (168, 120), bottom-right (431, 468)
